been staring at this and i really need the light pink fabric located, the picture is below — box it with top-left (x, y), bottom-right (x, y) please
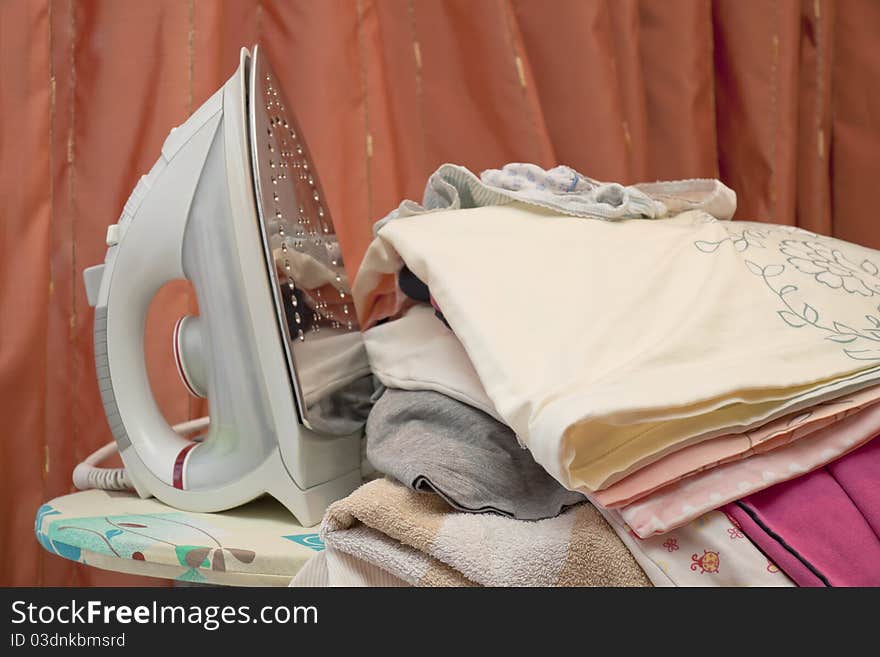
top-left (596, 387), bottom-right (880, 508)
top-left (616, 400), bottom-right (880, 538)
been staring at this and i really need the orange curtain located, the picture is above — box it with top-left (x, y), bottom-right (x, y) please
top-left (2, 0), bottom-right (879, 586)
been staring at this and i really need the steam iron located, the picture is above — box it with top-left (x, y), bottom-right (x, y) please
top-left (82, 46), bottom-right (369, 526)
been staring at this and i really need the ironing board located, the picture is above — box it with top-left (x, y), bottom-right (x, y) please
top-left (34, 490), bottom-right (325, 586)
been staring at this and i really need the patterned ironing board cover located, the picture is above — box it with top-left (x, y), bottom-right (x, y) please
top-left (35, 490), bottom-right (325, 586)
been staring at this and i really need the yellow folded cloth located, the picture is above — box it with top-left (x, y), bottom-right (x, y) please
top-left (356, 205), bottom-right (880, 492)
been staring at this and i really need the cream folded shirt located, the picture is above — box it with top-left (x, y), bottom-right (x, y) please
top-left (355, 205), bottom-right (880, 492)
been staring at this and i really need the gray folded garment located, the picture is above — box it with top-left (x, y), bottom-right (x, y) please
top-left (366, 388), bottom-right (586, 520)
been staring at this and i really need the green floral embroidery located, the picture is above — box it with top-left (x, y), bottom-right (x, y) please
top-left (692, 223), bottom-right (880, 362)
top-left (694, 228), bottom-right (769, 253)
top-left (779, 240), bottom-right (880, 297)
top-left (747, 259), bottom-right (880, 361)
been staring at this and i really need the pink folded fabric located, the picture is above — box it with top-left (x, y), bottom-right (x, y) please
top-left (723, 438), bottom-right (880, 587)
top-left (595, 389), bottom-right (880, 508)
top-left (616, 401), bottom-right (880, 538)
top-left (826, 437), bottom-right (880, 537)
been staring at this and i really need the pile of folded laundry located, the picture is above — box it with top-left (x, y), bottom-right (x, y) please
top-left (294, 163), bottom-right (880, 587)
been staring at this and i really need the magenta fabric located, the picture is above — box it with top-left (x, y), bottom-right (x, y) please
top-left (826, 438), bottom-right (880, 539)
top-left (725, 504), bottom-right (824, 587)
top-left (723, 438), bottom-right (880, 587)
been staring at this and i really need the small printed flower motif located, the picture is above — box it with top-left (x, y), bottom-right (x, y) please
top-left (780, 239), bottom-right (880, 296)
top-left (727, 527), bottom-right (744, 540)
top-left (690, 550), bottom-right (720, 574)
top-left (662, 538), bottom-right (679, 552)
top-left (767, 562), bottom-right (780, 574)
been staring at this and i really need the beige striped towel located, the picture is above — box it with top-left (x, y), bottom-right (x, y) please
top-left (320, 478), bottom-right (650, 587)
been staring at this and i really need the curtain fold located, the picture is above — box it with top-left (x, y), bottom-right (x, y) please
top-left (2, 0), bottom-right (878, 585)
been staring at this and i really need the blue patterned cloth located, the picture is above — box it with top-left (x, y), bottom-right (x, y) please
top-left (374, 163), bottom-right (736, 234)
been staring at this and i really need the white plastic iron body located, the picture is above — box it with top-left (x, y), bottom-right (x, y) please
top-left (82, 46), bottom-right (366, 527)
